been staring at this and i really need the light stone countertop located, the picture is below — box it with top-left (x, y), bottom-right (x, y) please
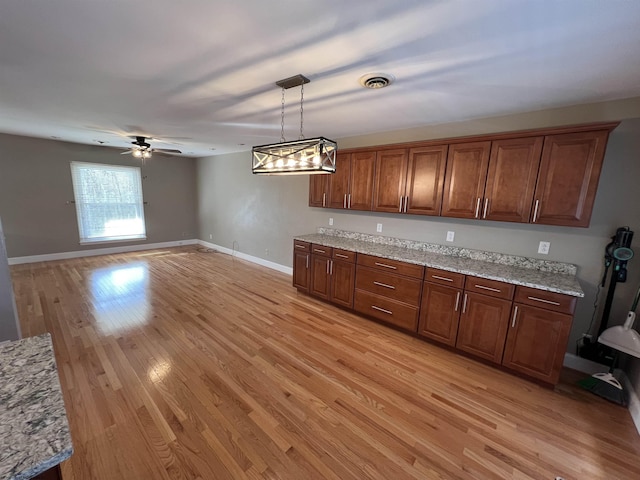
top-left (0, 334), bottom-right (73, 480)
top-left (294, 232), bottom-right (584, 297)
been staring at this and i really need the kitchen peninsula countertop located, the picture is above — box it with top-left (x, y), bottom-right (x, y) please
top-left (295, 231), bottom-right (584, 297)
top-left (0, 334), bottom-right (73, 480)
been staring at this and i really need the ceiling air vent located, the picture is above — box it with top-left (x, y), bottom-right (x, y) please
top-left (359, 73), bottom-right (394, 89)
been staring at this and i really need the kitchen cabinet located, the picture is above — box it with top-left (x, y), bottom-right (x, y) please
top-left (292, 240), bottom-right (311, 293)
top-left (308, 174), bottom-right (329, 207)
top-left (483, 137), bottom-right (543, 223)
top-left (531, 130), bottom-right (609, 227)
top-left (328, 151), bottom-right (376, 210)
top-left (373, 146), bottom-right (448, 216)
top-left (418, 268), bottom-right (464, 346)
top-left (441, 141), bottom-right (491, 219)
top-left (309, 245), bottom-right (332, 300)
top-left (354, 254), bottom-right (424, 331)
top-left (455, 277), bottom-right (514, 364)
top-left (502, 286), bottom-right (576, 383)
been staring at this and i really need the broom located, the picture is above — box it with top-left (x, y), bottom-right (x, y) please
top-left (578, 285), bottom-right (640, 405)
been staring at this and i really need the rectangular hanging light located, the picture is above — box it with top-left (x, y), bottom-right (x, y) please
top-left (251, 74), bottom-right (337, 175)
top-left (252, 137), bottom-right (337, 175)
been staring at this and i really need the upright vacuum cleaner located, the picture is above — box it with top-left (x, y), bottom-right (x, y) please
top-left (579, 227), bottom-right (634, 364)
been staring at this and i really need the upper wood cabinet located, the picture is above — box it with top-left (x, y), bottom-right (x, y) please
top-left (309, 122), bottom-right (617, 228)
top-left (441, 142), bottom-right (491, 219)
top-left (531, 130), bottom-right (609, 227)
top-left (308, 174), bottom-right (329, 207)
top-left (373, 146), bottom-right (448, 215)
top-left (483, 137), bottom-right (543, 223)
top-left (328, 151), bottom-right (376, 210)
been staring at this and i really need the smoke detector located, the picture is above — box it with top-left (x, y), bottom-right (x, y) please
top-left (359, 73), bottom-right (394, 89)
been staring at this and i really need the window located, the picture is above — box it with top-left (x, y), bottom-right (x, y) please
top-left (70, 162), bottom-right (146, 244)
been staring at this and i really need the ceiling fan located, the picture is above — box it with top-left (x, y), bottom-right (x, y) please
top-left (120, 136), bottom-right (182, 159)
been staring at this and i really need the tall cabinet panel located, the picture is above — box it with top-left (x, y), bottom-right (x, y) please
top-left (441, 142), bottom-right (491, 219)
top-left (327, 152), bottom-right (351, 209)
top-left (532, 130), bottom-right (609, 227)
top-left (483, 137), bottom-right (543, 223)
top-left (349, 151), bottom-right (376, 211)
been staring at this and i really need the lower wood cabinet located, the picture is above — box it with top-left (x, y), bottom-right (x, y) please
top-left (455, 291), bottom-right (512, 364)
top-left (293, 240), bottom-right (579, 385)
top-left (292, 241), bottom-right (311, 293)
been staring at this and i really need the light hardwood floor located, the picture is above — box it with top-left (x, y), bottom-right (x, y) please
top-left (10, 246), bottom-right (640, 480)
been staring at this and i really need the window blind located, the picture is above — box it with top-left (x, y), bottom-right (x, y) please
top-left (70, 162), bottom-right (147, 244)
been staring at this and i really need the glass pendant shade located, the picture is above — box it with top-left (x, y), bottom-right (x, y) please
top-left (252, 137), bottom-right (337, 175)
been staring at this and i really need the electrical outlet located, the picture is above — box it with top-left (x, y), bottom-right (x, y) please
top-left (209, 234), bottom-right (213, 240)
top-left (446, 231), bottom-right (455, 242)
top-left (376, 223), bottom-right (383, 233)
top-left (538, 241), bottom-right (550, 254)
top-left (265, 248), bottom-right (269, 256)
top-left (329, 217), bottom-right (333, 226)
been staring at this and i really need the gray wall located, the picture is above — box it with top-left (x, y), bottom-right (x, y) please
top-left (0, 133), bottom-right (198, 258)
top-left (197, 100), bottom-right (640, 397)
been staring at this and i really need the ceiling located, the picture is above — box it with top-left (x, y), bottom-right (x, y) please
top-left (1, 0), bottom-right (640, 158)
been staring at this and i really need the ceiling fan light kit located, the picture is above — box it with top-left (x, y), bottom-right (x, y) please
top-left (252, 74), bottom-right (337, 175)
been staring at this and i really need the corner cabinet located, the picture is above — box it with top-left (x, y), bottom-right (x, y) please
top-left (308, 122), bottom-right (617, 228)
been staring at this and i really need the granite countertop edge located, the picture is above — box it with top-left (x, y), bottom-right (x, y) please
top-left (294, 233), bottom-right (584, 297)
top-left (16, 448), bottom-right (73, 480)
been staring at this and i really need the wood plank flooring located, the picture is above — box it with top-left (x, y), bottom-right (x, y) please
top-left (10, 246), bottom-right (640, 480)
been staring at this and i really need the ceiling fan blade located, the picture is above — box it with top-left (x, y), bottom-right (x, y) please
top-left (154, 148), bottom-right (183, 154)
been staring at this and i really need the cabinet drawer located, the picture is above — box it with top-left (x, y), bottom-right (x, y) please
top-left (293, 240), bottom-right (311, 252)
top-left (354, 289), bottom-right (419, 331)
top-left (311, 244), bottom-right (333, 257)
top-left (355, 266), bottom-right (422, 306)
top-left (357, 254), bottom-right (425, 279)
top-left (464, 276), bottom-right (514, 300)
top-left (514, 286), bottom-right (577, 315)
top-left (425, 268), bottom-right (465, 288)
top-left (332, 248), bottom-right (356, 263)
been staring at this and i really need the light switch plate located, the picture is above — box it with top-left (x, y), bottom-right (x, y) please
top-left (376, 223), bottom-right (383, 233)
top-left (446, 231), bottom-right (455, 242)
top-left (329, 217), bottom-right (333, 226)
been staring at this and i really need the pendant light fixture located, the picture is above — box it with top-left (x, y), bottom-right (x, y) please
top-left (252, 74), bottom-right (337, 175)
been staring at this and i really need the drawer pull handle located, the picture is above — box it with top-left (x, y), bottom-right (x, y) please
top-left (474, 284), bottom-right (501, 293)
top-left (462, 293), bottom-right (468, 314)
top-left (532, 199), bottom-right (540, 223)
top-left (374, 262), bottom-right (397, 270)
top-left (322, 192), bottom-right (326, 207)
top-left (475, 197), bottom-right (481, 218)
top-left (373, 281), bottom-right (395, 290)
top-left (432, 275), bottom-right (453, 282)
top-left (314, 249), bottom-right (326, 254)
top-left (295, 245), bottom-right (306, 249)
top-left (527, 296), bottom-right (561, 306)
top-left (372, 305), bottom-right (393, 315)
top-left (326, 259), bottom-right (330, 274)
top-left (335, 253), bottom-right (349, 259)
top-left (454, 292), bottom-right (461, 311)
top-left (512, 306), bottom-right (519, 328)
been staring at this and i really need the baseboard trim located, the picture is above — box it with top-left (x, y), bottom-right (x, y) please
top-left (8, 239), bottom-right (198, 265)
top-left (620, 373), bottom-right (640, 435)
top-left (197, 240), bottom-right (293, 276)
top-left (562, 352), bottom-right (606, 375)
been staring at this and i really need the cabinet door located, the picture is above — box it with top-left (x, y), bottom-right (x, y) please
top-left (502, 304), bottom-right (572, 384)
top-left (455, 292), bottom-right (511, 363)
top-left (373, 149), bottom-right (408, 213)
top-left (330, 260), bottom-right (355, 308)
top-left (441, 141), bottom-right (491, 219)
top-left (483, 137), bottom-right (543, 223)
top-left (310, 255), bottom-right (331, 300)
top-left (349, 151), bottom-right (376, 211)
top-left (292, 251), bottom-right (310, 292)
top-left (309, 174), bottom-right (329, 207)
top-left (418, 283), bottom-right (462, 346)
top-left (328, 152), bottom-right (351, 209)
top-left (532, 130), bottom-right (609, 227)
top-left (405, 145), bottom-right (448, 216)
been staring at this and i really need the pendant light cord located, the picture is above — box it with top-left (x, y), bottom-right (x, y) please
top-left (299, 83), bottom-right (305, 140)
top-left (280, 87), bottom-right (286, 142)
